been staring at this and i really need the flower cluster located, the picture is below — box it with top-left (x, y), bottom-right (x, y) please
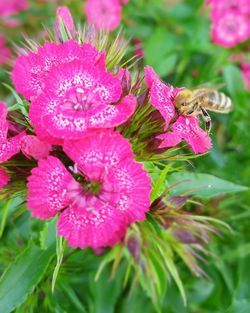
top-left (84, 0), bottom-right (129, 31)
top-left (206, 0), bottom-right (250, 47)
top-left (1, 7), bottom-right (214, 250)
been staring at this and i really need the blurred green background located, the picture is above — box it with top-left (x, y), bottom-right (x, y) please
top-left (0, 0), bottom-right (250, 312)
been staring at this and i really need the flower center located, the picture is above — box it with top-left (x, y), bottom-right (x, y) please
top-left (64, 87), bottom-right (96, 112)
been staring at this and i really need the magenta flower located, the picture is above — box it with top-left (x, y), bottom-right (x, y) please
top-left (84, 0), bottom-right (122, 31)
top-left (27, 130), bottom-right (151, 249)
top-left (56, 6), bottom-right (75, 35)
top-left (28, 59), bottom-right (136, 140)
top-left (21, 135), bottom-right (52, 160)
top-left (211, 11), bottom-right (250, 48)
top-left (0, 35), bottom-right (11, 65)
top-left (12, 40), bottom-right (136, 141)
top-left (145, 66), bottom-right (212, 154)
top-left (0, 167), bottom-right (9, 189)
top-left (0, 102), bottom-right (25, 163)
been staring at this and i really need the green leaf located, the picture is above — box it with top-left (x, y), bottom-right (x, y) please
top-left (52, 236), bottom-right (65, 293)
top-left (168, 172), bottom-right (248, 199)
top-left (0, 223), bottom-right (56, 312)
top-left (2, 83), bottom-right (28, 116)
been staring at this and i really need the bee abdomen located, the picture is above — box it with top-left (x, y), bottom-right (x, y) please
top-left (205, 90), bottom-right (233, 113)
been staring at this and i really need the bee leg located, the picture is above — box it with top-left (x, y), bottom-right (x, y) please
top-left (200, 107), bottom-right (211, 133)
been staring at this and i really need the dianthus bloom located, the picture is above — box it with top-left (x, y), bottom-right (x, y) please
top-left (0, 35), bottom-right (11, 65)
top-left (12, 40), bottom-right (136, 142)
top-left (206, 0), bottom-right (250, 48)
top-left (145, 66), bottom-right (212, 154)
top-left (0, 102), bottom-right (25, 163)
top-left (27, 130), bottom-right (151, 249)
top-left (211, 12), bottom-right (250, 48)
top-left (84, 0), bottom-right (122, 31)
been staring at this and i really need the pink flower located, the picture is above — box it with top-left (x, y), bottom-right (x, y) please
top-left (12, 40), bottom-right (136, 142)
top-left (84, 0), bottom-right (122, 31)
top-left (0, 167), bottom-right (9, 189)
top-left (145, 66), bottom-right (212, 154)
top-left (241, 63), bottom-right (250, 91)
top-left (0, 35), bottom-right (11, 65)
top-left (211, 12), bottom-right (250, 48)
top-left (0, 0), bottom-right (28, 17)
top-left (27, 130), bottom-right (151, 249)
top-left (21, 135), bottom-right (52, 160)
top-left (28, 58), bottom-right (136, 140)
top-left (56, 6), bottom-right (75, 35)
top-left (0, 102), bottom-right (25, 162)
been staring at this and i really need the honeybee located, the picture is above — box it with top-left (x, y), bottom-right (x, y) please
top-left (174, 87), bottom-right (233, 132)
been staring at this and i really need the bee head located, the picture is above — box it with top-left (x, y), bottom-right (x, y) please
top-left (174, 89), bottom-right (193, 110)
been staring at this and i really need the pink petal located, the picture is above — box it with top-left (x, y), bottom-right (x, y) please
top-left (0, 102), bottom-right (8, 140)
top-left (0, 167), bottom-right (10, 189)
top-left (174, 116), bottom-right (212, 154)
top-left (145, 66), bottom-right (177, 129)
top-left (157, 116), bottom-right (212, 153)
top-left (28, 103), bottom-right (64, 145)
top-left (0, 132), bottom-right (25, 163)
top-left (27, 156), bottom-right (76, 219)
top-left (57, 200), bottom-right (125, 249)
top-left (106, 159), bottom-right (151, 223)
top-left (63, 129), bottom-right (134, 180)
top-left (157, 132), bottom-right (182, 149)
top-left (87, 94), bottom-right (137, 128)
top-left (21, 135), bottom-right (52, 160)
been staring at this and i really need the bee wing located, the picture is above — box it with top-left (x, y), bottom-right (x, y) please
top-left (190, 82), bottom-right (225, 91)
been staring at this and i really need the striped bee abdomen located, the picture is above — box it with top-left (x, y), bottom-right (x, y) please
top-left (205, 90), bottom-right (233, 113)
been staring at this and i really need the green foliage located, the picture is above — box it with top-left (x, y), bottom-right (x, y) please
top-left (0, 219), bottom-right (56, 313)
top-left (0, 0), bottom-right (249, 312)
top-left (168, 172), bottom-right (248, 199)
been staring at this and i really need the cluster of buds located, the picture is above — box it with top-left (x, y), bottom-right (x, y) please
top-left (205, 0), bottom-right (250, 48)
top-left (0, 7), bottom-right (213, 252)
